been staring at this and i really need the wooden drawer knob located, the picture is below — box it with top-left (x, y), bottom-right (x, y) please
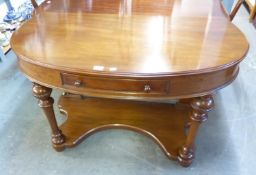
top-left (74, 80), bottom-right (83, 87)
top-left (144, 85), bottom-right (151, 93)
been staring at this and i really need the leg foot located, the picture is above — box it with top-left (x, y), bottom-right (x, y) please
top-left (53, 144), bottom-right (65, 152)
top-left (178, 146), bottom-right (194, 167)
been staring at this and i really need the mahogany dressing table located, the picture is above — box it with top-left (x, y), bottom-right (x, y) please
top-left (10, 0), bottom-right (248, 167)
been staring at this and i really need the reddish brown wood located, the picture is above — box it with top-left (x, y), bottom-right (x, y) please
top-left (32, 83), bottom-right (65, 151)
top-left (19, 59), bottom-right (239, 100)
top-left (11, 0), bottom-right (249, 167)
top-left (61, 72), bottom-right (170, 95)
top-left (221, 0), bottom-right (244, 21)
top-left (229, 0), bottom-right (244, 21)
top-left (178, 95), bottom-right (214, 167)
top-left (250, 4), bottom-right (256, 21)
top-left (57, 95), bottom-right (190, 159)
top-left (245, 0), bottom-right (256, 21)
top-left (30, 0), bottom-right (38, 8)
top-left (11, 0), bottom-right (248, 76)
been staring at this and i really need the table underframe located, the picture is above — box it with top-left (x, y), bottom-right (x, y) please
top-left (32, 83), bottom-right (214, 167)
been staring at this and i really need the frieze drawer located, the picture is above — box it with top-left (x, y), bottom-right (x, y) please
top-left (61, 73), bottom-right (170, 95)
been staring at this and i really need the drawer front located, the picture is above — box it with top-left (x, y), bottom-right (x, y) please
top-left (61, 73), bottom-right (170, 95)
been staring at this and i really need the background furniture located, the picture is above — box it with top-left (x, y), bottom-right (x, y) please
top-left (222, 0), bottom-right (244, 21)
top-left (30, 0), bottom-right (38, 8)
top-left (245, 0), bottom-right (256, 21)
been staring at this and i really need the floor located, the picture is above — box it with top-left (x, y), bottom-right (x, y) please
top-left (0, 6), bottom-right (256, 175)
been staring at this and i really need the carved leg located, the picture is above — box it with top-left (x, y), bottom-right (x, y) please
top-left (178, 95), bottom-right (214, 167)
top-left (32, 83), bottom-right (65, 151)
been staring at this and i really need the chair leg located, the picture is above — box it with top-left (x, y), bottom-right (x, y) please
top-left (229, 0), bottom-right (244, 21)
top-left (249, 6), bottom-right (256, 22)
top-left (31, 0), bottom-right (38, 8)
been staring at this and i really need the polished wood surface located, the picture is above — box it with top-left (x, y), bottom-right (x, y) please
top-left (245, 0), bottom-right (256, 21)
top-left (31, 0), bottom-right (38, 8)
top-left (61, 72), bottom-right (170, 95)
top-left (11, 0), bottom-right (249, 167)
top-left (32, 83), bottom-right (65, 151)
top-left (178, 95), bottom-right (214, 167)
top-left (11, 0), bottom-right (248, 76)
top-left (19, 58), bottom-right (238, 100)
top-left (58, 95), bottom-right (190, 159)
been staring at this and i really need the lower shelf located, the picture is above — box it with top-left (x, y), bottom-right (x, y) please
top-left (58, 96), bottom-right (190, 159)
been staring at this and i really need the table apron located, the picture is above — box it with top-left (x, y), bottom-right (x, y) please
top-left (19, 59), bottom-right (239, 100)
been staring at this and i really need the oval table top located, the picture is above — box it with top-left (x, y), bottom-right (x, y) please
top-left (11, 0), bottom-right (248, 76)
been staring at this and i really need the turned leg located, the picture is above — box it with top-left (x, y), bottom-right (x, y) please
top-left (178, 95), bottom-right (214, 167)
top-left (32, 83), bottom-right (65, 151)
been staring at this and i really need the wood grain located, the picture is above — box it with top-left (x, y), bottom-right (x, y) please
top-left (178, 95), bottom-right (214, 167)
top-left (11, 0), bottom-right (249, 167)
top-left (11, 0), bottom-right (248, 76)
top-left (19, 59), bottom-right (239, 100)
top-left (32, 83), bottom-right (65, 151)
top-left (58, 95), bottom-right (190, 159)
